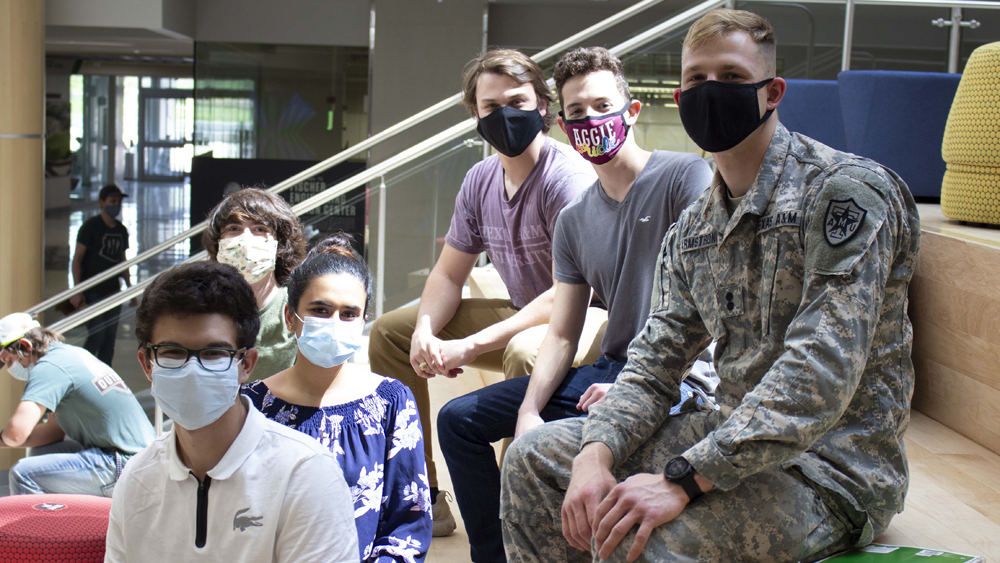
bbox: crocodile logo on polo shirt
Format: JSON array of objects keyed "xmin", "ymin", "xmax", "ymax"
[{"xmin": 234, "ymin": 507, "xmax": 263, "ymax": 532}]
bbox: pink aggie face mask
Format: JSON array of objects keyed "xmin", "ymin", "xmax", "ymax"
[{"xmin": 561, "ymin": 102, "xmax": 633, "ymax": 165}]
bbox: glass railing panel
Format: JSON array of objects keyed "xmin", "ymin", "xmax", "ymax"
[
  {"xmin": 50, "ymin": 132, "xmax": 484, "ymax": 425},
  {"xmin": 42, "ymin": 181, "xmax": 193, "ymax": 331},
  {"xmin": 960, "ymin": 7, "xmax": 1000, "ymax": 73},
  {"xmin": 738, "ymin": 2, "xmax": 849, "ymax": 80},
  {"xmin": 609, "ymin": 22, "xmax": 707, "ymax": 156},
  {"xmin": 373, "ymin": 131, "xmax": 485, "ymax": 313},
  {"xmin": 58, "ymin": 305, "xmax": 154, "ymax": 424},
  {"xmin": 849, "ymin": 4, "xmax": 957, "ymax": 73}
]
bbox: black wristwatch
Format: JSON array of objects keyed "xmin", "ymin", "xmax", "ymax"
[{"xmin": 663, "ymin": 457, "xmax": 704, "ymax": 503}]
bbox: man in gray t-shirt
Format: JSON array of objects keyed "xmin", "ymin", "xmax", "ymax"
[
  {"xmin": 554, "ymin": 150, "xmax": 709, "ymax": 361},
  {"xmin": 437, "ymin": 47, "xmax": 713, "ymax": 562}
]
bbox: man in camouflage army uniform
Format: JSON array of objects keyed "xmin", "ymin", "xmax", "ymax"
[{"xmin": 500, "ymin": 9, "xmax": 920, "ymax": 563}]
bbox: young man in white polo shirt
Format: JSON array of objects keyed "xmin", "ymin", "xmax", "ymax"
[{"xmin": 105, "ymin": 261, "xmax": 357, "ymax": 563}]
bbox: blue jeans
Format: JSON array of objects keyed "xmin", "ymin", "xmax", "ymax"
[
  {"xmin": 438, "ymin": 355, "xmax": 626, "ymax": 563},
  {"xmin": 9, "ymin": 440, "xmax": 123, "ymax": 497}
]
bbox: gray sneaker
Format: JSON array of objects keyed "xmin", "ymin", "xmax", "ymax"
[{"xmin": 432, "ymin": 491, "xmax": 457, "ymax": 537}]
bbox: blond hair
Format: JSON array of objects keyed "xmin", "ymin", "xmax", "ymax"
[
  {"xmin": 461, "ymin": 49, "xmax": 555, "ymax": 132},
  {"xmin": 683, "ymin": 9, "xmax": 777, "ymax": 77}
]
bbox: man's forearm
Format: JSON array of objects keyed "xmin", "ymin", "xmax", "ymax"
[
  {"xmin": 414, "ymin": 270, "xmax": 465, "ymax": 336},
  {"xmin": 1, "ymin": 416, "xmax": 63, "ymax": 449},
  {"xmin": 467, "ymin": 286, "xmax": 555, "ymax": 355},
  {"xmin": 18, "ymin": 423, "xmax": 65, "ymax": 448},
  {"xmin": 519, "ymin": 331, "xmax": 578, "ymax": 415}
]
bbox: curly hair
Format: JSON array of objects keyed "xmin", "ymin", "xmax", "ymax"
[
  {"xmin": 553, "ymin": 47, "xmax": 631, "ymax": 111},
  {"xmin": 286, "ymin": 233, "xmax": 373, "ymax": 320},
  {"xmin": 202, "ymin": 187, "xmax": 306, "ymax": 286},
  {"xmin": 462, "ymin": 49, "xmax": 556, "ymax": 133},
  {"xmin": 135, "ymin": 261, "xmax": 261, "ymax": 350}
]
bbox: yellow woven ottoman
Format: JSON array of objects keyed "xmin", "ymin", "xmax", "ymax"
[{"xmin": 941, "ymin": 41, "xmax": 1000, "ymax": 224}]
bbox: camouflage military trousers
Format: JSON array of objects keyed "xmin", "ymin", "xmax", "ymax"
[{"xmin": 500, "ymin": 411, "xmax": 855, "ymax": 563}]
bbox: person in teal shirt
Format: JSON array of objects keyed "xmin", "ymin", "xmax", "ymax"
[{"xmin": 0, "ymin": 312, "xmax": 154, "ymax": 496}]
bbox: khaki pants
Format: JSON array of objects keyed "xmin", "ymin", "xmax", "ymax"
[{"xmin": 368, "ymin": 298, "xmax": 607, "ymax": 488}]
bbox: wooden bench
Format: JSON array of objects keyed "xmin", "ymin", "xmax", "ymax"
[{"xmin": 885, "ymin": 205, "xmax": 1000, "ymax": 560}]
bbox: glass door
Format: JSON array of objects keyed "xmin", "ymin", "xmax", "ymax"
[{"xmin": 138, "ymin": 87, "xmax": 193, "ymax": 181}]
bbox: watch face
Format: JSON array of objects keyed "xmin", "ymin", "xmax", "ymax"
[{"xmin": 666, "ymin": 457, "xmax": 688, "ymax": 478}]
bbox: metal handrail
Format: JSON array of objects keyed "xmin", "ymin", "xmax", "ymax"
[
  {"xmin": 37, "ymin": 0, "xmax": 1000, "ymax": 326},
  {"xmin": 49, "ymin": 0, "xmax": 740, "ymax": 333},
  {"xmin": 48, "ymin": 119, "xmax": 480, "ymax": 332},
  {"xmin": 26, "ymin": 0, "xmax": 674, "ymax": 317}
]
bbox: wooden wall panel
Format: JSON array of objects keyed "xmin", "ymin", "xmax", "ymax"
[
  {"xmin": 910, "ymin": 212, "xmax": 1000, "ymax": 456},
  {"xmin": 912, "ymin": 356, "xmax": 1000, "ymax": 455},
  {"xmin": 910, "ymin": 275, "xmax": 1000, "ymax": 350},
  {"xmin": 911, "ymin": 307, "xmax": 1000, "ymax": 394}
]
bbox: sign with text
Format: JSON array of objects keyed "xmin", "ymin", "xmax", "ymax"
[{"xmin": 190, "ymin": 157, "xmax": 366, "ymax": 256}]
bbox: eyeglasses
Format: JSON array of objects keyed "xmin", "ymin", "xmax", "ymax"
[{"xmin": 146, "ymin": 344, "xmax": 246, "ymax": 372}]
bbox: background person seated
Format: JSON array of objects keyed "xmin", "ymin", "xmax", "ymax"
[
  {"xmin": 202, "ymin": 187, "xmax": 307, "ymax": 381},
  {"xmin": 106, "ymin": 261, "xmax": 357, "ymax": 563},
  {"xmin": 0, "ymin": 312, "xmax": 154, "ymax": 497},
  {"xmin": 244, "ymin": 234, "xmax": 432, "ymax": 563}
]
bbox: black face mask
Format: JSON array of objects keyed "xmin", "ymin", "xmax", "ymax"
[
  {"xmin": 476, "ymin": 106, "xmax": 546, "ymax": 158},
  {"xmin": 678, "ymin": 78, "xmax": 774, "ymax": 153}
]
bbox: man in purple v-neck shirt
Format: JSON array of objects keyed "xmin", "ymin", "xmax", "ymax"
[{"xmin": 368, "ymin": 48, "xmax": 602, "ymax": 537}]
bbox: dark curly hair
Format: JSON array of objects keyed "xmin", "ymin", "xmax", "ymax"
[
  {"xmin": 462, "ymin": 49, "xmax": 556, "ymax": 133},
  {"xmin": 286, "ymin": 233, "xmax": 374, "ymax": 320},
  {"xmin": 553, "ymin": 47, "xmax": 631, "ymax": 112},
  {"xmin": 202, "ymin": 187, "xmax": 306, "ymax": 286},
  {"xmin": 135, "ymin": 261, "xmax": 261, "ymax": 350}
]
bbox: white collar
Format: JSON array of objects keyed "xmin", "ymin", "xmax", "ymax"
[{"xmin": 166, "ymin": 395, "xmax": 267, "ymax": 482}]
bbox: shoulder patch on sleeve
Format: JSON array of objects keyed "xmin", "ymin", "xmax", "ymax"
[{"xmin": 806, "ymin": 174, "xmax": 887, "ymax": 275}]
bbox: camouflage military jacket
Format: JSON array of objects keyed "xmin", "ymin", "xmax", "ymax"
[{"xmin": 582, "ymin": 123, "xmax": 920, "ymax": 542}]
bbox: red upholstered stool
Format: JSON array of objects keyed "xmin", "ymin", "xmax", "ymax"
[{"xmin": 0, "ymin": 494, "xmax": 111, "ymax": 562}]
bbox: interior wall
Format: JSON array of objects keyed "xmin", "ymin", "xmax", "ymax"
[
  {"xmin": 194, "ymin": 0, "xmax": 368, "ymax": 47},
  {"xmin": 46, "ymin": 0, "xmax": 193, "ymax": 37},
  {"xmin": 46, "ymin": 0, "xmax": 160, "ymax": 28},
  {"xmin": 368, "ymin": 0, "xmax": 486, "ymax": 311}
]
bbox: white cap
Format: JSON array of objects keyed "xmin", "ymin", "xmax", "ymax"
[{"xmin": 0, "ymin": 313, "xmax": 40, "ymax": 347}]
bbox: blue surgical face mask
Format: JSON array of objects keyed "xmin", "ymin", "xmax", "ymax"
[
  {"xmin": 7, "ymin": 360, "xmax": 31, "ymax": 382},
  {"xmin": 103, "ymin": 203, "xmax": 121, "ymax": 218},
  {"xmin": 295, "ymin": 314, "xmax": 364, "ymax": 369},
  {"xmin": 150, "ymin": 359, "xmax": 241, "ymax": 431}
]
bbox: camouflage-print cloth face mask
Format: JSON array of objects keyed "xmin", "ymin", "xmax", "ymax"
[{"xmin": 217, "ymin": 230, "xmax": 279, "ymax": 283}]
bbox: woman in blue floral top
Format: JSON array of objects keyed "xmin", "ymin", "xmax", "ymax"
[{"xmin": 243, "ymin": 234, "xmax": 431, "ymax": 563}]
